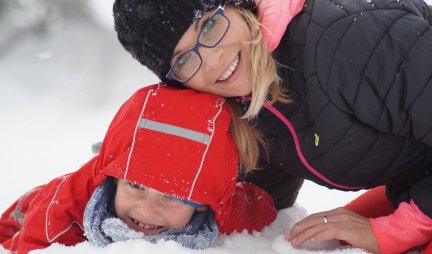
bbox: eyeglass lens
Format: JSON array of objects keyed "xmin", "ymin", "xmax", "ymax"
[{"xmin": 172, "ymin": 14, "xmax": 229, "ymax": 82}]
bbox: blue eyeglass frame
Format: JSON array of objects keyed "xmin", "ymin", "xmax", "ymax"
[{"xmin": 165, "ymin": 4, "xmax": 230, "ymax": 83}]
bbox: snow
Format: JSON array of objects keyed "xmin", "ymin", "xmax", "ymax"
[
  {"xmin": 29, "ymin": 206, "xmax": 366, "ymax": 254},
  {"xmin": 2, "ymin": 0, "xmax": 430, "ymax": 253}
]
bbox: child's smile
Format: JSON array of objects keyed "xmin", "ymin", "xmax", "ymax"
[{"xmin": 127, "ymin": 217, "xmax": 166, "ymax": 235}]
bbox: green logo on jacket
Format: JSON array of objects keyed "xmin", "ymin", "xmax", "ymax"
[{"xmin": 314, "ymin": 133, "xmax": 319, "ymax": 147}]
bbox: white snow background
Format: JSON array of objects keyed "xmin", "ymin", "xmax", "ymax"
[{"xmin": 2, "ymin": 0, "xmax": 429, "ymax": 253}]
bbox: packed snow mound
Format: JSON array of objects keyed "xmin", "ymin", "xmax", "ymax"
[{"xmin": 29, "ymin": 206, "xmax": 367, "ymax": 254}]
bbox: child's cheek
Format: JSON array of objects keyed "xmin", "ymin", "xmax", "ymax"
[{"xmin": 114, "ymin": 188, "xmax": 129, "ymax": 217}]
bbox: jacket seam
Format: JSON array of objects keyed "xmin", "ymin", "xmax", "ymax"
[
  {"xmin": 189, "ymin": 101, "xmax": 224, "ymax": 199},
  {"xmin": 124, "ymin": 87, "xmax": 153, "ymax": 179},
  {"xmin": 350, "ymin": 12, "xmax": 407, "ymax": 116},
  {"xmin": 45, "ymin": 174, "xmax": 84, "ymax": 242},
  {"xmin": 375, "ymin": 18, "xmax": 428, "ymax": 131}
]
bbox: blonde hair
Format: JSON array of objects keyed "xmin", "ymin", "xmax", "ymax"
[
  {"xmin": 240, "ymin": 9, "xmax": 291, "ymax": 119},
  {"xmin": 229, "ymin": 8, "xmax": 292, "ymax": 173},
  {"xmin": 227, "ymin": 99, "xmax": 265, "ymax": 173}
]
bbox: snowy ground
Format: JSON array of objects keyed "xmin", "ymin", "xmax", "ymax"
[{"xmin": 5, "ymin": 0, "xmax": 430, "ymax": 253}]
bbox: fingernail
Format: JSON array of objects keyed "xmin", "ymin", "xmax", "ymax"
[{"xmin": 291, "ymin": 237, "xmax": 297, "ymax": 244}]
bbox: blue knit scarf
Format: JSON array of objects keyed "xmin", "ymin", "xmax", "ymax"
[{"xmin": 83, "ymin": 178, "xmax": 218, "ymax": 249}]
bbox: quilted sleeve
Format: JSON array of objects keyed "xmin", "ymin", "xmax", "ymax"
[{"xmin": 313, "ymin": 0, "xmax": 432, "ymax": 146}]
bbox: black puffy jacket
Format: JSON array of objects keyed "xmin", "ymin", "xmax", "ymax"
[{"xmin": 249, "ymin": 0, "xmax": 432, "ymax": 217}]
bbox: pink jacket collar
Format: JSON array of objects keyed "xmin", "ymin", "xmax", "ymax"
[{"xmin": 258, "ymin": 0, "xmax": 305, "ymax": 52}]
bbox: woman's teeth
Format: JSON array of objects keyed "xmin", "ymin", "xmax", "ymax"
[
  {"xmin": 132, "ymin": 218, "xmax": 161, "ymax": 230},
  {"xmin": 218, "ymin": 55, "xmax": 240, "ymax": 81}
]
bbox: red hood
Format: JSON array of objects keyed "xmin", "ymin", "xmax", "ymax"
[{"xmin": 94, "ymin": 84, "xmax": 238, "ymax": 228}]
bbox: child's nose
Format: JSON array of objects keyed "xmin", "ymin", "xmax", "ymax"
[{"xmin": 138, "ymin": 191, "xmax": 162, "ymax": 213}]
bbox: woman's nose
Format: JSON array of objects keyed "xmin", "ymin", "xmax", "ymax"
[{"xmin": 200, "ymin": 46, "xmax": 223, "ymax": 70}]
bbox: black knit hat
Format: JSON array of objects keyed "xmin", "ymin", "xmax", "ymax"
[{"xmin": 113, "ymin": 0, "xmax": 257, "ymax": 87}]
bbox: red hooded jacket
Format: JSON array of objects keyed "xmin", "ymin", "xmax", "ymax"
[{"xmin": 0, "ymin": 84, "xmax": 277, "ymax": 254}]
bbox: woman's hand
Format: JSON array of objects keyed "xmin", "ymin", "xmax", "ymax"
[{"xmin": 286, "ymin": 207, "xmax": 380, "ymax": 253}]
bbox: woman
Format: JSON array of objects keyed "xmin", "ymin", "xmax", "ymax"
[{"xmin": 112, "ymin": 0, "xmax": 432, "ymax": 253}]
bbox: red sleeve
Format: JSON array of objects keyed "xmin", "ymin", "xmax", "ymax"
[
  {"xmin": 219, "ymin": 182, "xmax": 277, "ymax": 234},
  {"xmin": 0, "ymin": 185, "xmax": 43, "ymax": 247},
  {"xmin": 1, "ymin": 157, "xmax": 98, "ymax": 254},
  {"xmin": 0, "ymin": 200, "xmax": 22, "ymax": 245},
  {"xmin": 370, "ymin": 200, "xmax": 432, "ymax": 254}
]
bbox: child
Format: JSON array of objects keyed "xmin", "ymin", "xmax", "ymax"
[{"xmin": 0, "ymin": 84, "xmax": 277, "ymax": 253}]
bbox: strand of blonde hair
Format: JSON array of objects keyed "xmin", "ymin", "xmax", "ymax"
[{"xmin": 229, "ymin": 9, "xmax": 292, "ymax": 173}]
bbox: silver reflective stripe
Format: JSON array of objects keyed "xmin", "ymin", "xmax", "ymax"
[{"xmin": 138, "ymin": 118, "xmax": 211, "ymax": 144}]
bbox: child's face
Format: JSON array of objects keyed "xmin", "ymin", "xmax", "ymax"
[
  {"xmin": 115, "ymin": 179, "xmax": 198, "ymax": 235},
  {"xmin": 170, "ymin": 6, "xmax": 253, "ymax": 97}
]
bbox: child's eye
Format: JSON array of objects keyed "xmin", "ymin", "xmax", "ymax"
[
  {"xmin": 160, "ymin": 194, "xmax": 182, "ymax": 206},
  {"xmin": 127, "ymin": 181, "xmax": 145, "ymax": 190},
  {"xmin": 162, "ymin": 194, "xmax": 175, "ymax": 201}
]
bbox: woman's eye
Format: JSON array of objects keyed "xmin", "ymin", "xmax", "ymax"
[
  {"xmin": 202, "ymin": 17, "xmax": 216, "ymax": 35},
  {"xmin": 176, "ymin": 52, "xmax": 192, "ymax": 69}
]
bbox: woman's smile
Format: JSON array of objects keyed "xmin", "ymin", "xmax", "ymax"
[
  {"xmin": 173, "ymin": 7, "xmax": 253, "ymax": 97},
  {"xmin": 217, "ymin": 52, "xmax": 240, "ymax": 82}
]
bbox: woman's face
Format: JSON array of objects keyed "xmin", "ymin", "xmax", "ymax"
[
  {"xmin": 171, "ymin": 6, "xmax": 253, "ymax": 97},
  {"xmin": 115, "ymin": 179, "xmax": 200, "ymax": 235}
]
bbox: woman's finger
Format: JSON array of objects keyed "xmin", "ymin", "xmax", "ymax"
[
  {"xmin": 288, "ymin": 222, "xmax": 331, "ymax": 247},
  {"xmin": 287, "ymin": 208, "xmax": 379, "ymax": 253},
  {"xmin": 288, "ymin": 208, "xmax": 342, "ymax": 240},
  {"xmin": 288, "ymin": 215, "xmax": 325, "ymax": 240}
]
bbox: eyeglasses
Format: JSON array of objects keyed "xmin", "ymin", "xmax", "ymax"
[{"xmin": 166, "ymin": 4, "xmax": 230, "ymax": 83}]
